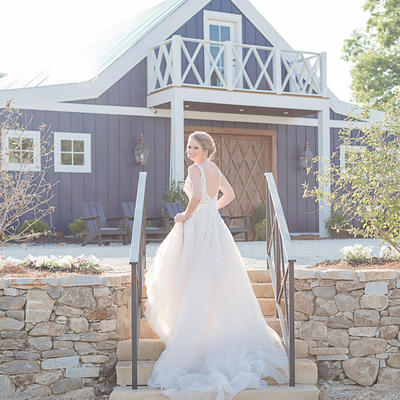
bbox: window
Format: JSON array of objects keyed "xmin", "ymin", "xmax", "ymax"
[
  {"xmin": 1, "ymin": 130, "xmax": 41, "ymax": 171},
  {"xmin": 203, "ymin": 11, "xmax": 242, "ymax": 87},
  {"xmin": 340, "ymin": 145, "xmax": 365, "ymax": 172},
  {"xmin": 54, "ymin": 132, "xmax": 91, "ymax": 173}
]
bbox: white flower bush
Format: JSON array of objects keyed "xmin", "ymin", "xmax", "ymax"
[
  {"xmin": 379, "ymin": 245, "xmax": 400, "ymax": 261},
  {"xmin": 0, "ymin": 254, "xmax": 102, "ymax": 273},
  {"xmin": 341, "ymin": 244, "xmax": 373, "ymax": 263}
]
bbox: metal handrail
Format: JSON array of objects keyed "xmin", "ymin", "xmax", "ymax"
[
  {"xmin": 129, "ymin": 172, "xmax": 147, "ymax": 389},
  {"xmin": 265, "ymin": 172, "xmax": 296, "ymax": 387}
]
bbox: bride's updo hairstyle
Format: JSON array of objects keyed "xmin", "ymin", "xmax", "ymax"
[{"xmin": 188, "ymin": 131, "xmax": 216, "ymax": 160}]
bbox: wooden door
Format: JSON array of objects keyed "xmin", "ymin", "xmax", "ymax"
[{"xmin": 184, "ymin": 126, "xmax": 277, "ymax": 217}]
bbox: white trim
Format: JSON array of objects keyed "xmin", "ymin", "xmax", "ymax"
[
  {"xmin": 339, "ymin": 144, "xmax": 364, "ymax": 173},
  {"xmin": 203, "ymin": 11, "xmax": 242, "ymax": 43},
  {"xmin": 9, "ymin": 101, "xmax": 372, "ymax": 128},
  {"xmin": 54, "ymin": 132, "xmax": 92, "ymax": 173},
  {"xmin": 148, "ymin": 87, "xmax": 326, "ymax": 111},
  {"xmin": 1, "ymin": 130, "xmax": 41, "ymax": 172}
]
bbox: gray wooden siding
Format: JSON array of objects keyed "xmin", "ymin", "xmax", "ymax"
[
  {"xmin": 5, "ymin": 109, "xmax": 170, "ymax": 234},
  {"xmin": 185, "ymin": 119, "xmax": 318, "ymax": 233}
]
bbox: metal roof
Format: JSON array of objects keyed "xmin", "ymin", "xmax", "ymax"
[{"xmin": 0, "ymin": 0, "xmax": 189, "ymax": 90}]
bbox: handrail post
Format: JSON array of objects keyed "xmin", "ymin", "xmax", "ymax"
[
  {"xmin": 273, "ymin": 48, "xmax": 282, "ymax": 94},
  {"xmin": 129, "ymin": 172, "xmax": 147, "ymax": 390},
  {"xmin": 225, "ymin": 41, "xmax": 234, "ymax": 90},
  {"xmin": 288, "ymin": 259, "xmax": 295, "ymax": 386},
  {"xmin": 171, "ymin": 35, "xmax": 182, "ymax": 86},
  {"xmin": 147, "ymin": 48, "xmax": 155, "ymax": 94},
  {"xmin": 320, "ymin": 51, "xmax": 327, "ymax": 97}
]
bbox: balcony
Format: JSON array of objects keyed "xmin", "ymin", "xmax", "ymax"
[{"xmin": 147, "ymin": 35, "xmax": 327, "ymax": 98}]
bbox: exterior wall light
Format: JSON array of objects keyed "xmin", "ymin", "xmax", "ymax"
[{"xmin": 134, "ymin": 134, "xmax": 150, "ymax": 166}]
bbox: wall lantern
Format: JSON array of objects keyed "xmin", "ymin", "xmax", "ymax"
[
  {"xmin": 299, "ymin": 142, "xmax": 314, "ymax": 171},
  {"xmin": 134, "ymin": 134, "xmax": 150, "ymax": 166}
]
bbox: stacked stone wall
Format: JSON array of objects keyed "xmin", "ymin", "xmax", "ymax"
[
  {"xmin": 0, "ymin": 273, "xmax": 131, "ymax": 399},
  {"xmin": 295, "ymin": 268, "xmax": 400, "ymax": 386}
]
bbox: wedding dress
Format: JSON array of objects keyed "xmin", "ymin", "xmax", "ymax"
[{"xmin": 144, "ymin": 162, "xmax": 288, "ymax": 400}]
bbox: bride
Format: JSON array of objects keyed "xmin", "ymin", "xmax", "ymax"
[{"xmin": 144, "ymin": 131, "xmax": 288, "ymax": 400}]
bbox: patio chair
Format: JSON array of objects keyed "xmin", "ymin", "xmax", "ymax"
[
  {"xmin": 121, "ymin": 202, "xmax": 169, "ymax": 243},
  {"xmin": 81, "ymin": 201, "xmax": 128, "ymax": 246},
  {"xmin": 223, "ymin": 214, "xmax": 252, "ymax": 241}
]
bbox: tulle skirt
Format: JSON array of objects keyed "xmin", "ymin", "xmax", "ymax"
[{"xmin": 144, "ymin": 206, "xmax": 288, "ymax": 400}]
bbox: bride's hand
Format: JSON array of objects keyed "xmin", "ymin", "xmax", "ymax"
[{"xmin": 174, "ymin": 212, "xmax": 188, "ymax": 223}]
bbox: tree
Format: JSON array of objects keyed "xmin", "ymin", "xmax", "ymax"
[
  {"xmin": 0, "ymin": 101, "xmax": 58, "ymax": 246},
  {"xmin": 303, "ymin": 93, "xmax": 400, "ymax": 253},
  {"xmin": 342, "ymin": 0, "xmax": 400, "ymax": 110}
]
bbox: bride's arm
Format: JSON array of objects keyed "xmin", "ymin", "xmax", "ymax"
[
  {"xmin": 179, "ymin": 165, "xmax": 202, "ymax": 221},
  {"xmin": 217, "ymin": 173, "xmax": 235, "ymax": 210}
]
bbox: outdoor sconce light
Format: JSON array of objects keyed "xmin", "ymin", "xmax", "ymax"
[
  {"xmin": 134, "ymin": 134, "xmax": 150, "ymax": 166},
  {"xmin": 299, "ymin": 142, "xmax": 314, "ymax": 171}
]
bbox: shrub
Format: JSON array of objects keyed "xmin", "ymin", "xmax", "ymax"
[
  {"xmin": 341, "ymin": 244, "xmax": 373, "ymax": 264},
  {"xmin": 69, "ymin": 219, "xmax": 88, "ymax": 237},
  {"xmin": 162, "ymin": 179, "xmax": 187, "ymax": 207},
  {"xmin": 255, "ymin": 218, "xmax": 266, "ymax": 241},
  {"xmin": 17, "ymin": 219, "xmax": 49, "ymax": 235},
  {"xmin": 325, "ymin": 211, "xmax": 352, "ymax": 237},
  {"xmin": 0, "ymin": 254, "xmax": 103, "ymax": 274}
]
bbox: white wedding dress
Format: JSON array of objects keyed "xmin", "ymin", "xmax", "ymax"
[{"xmin": 144, "ymin": 163, "xmax": 288, "ymax": 400}]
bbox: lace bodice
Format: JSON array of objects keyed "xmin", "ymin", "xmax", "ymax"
[{"xmin": 183, "ymin": 163, "xmax": 221, "ymax": 206}]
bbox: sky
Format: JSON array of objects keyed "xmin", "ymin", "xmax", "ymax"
[{"xmin": 0, "ymin": 0, "xmax": 368, "ymax": 103}]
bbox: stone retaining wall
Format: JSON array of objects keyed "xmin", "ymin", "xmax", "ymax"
[
  {"xmin": 0, "ymin": 273, "xmax": 131, "ymax": 399},
  {"xmin": 295, "ymin": 268, "xmax": 400, "ymax": 387}
]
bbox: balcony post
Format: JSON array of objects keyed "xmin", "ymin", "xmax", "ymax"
[
  {"xmin": 318, "ymin": 100, "xmax": 331, "ymax": 238},
  {"xmin": 147, "ymin": 48, "xmax": 155, "ymax": 94},
  {"xmin": 225, "ymin": 41, "xmax": 234, "ymax": 90},
  {"xmin": 320, "ymin": 51, "xmax": 327, "ymax": 97},
  {"xmin": 171, "ymin": 35, "xmax": 182, "ymax": 87},
  {"xmin": 273, "ymin": 48, "xmax": 282, "ymax": 94},
  {"xmin": 170, "ymin": 91, "xmax": 184, "ymax": 184}
]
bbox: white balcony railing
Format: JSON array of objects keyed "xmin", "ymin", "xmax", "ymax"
[{"xmin": 147, "ymin": 35, "xmax": 327, "ymax": 97}]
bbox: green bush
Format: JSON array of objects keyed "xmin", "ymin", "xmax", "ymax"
[
  {"xmin": 325, "ymin": 211, "xmax": 352, "ymax": 237},
  {"xmin": 18, "ymin": 219, "xmax": 49, "ymax": 235},
  {"xmin": 69, "ymin": 219, "xmax": 88, "ymax": 237},
  {"xmin": 162, "ymin": 179, "xmax": 187, "ymax": 207},
  {"xmin": 255, "ymin": 218, "xmax": 266, "ymax": 241}
]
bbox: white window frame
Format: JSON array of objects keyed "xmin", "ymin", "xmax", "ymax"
[
  {"xmin": 340, "ymin": 145, "xmax": 365, "ymax": 172},
  {"xmin": 54, "ymin": 132, "xmax": 92, "ymax": 173},
  {"xmin": 1, "ymin": 130, "xmax": 41, "ymax": 172},
  {"xmin": 203, "ymin": 11, "xmax": 243, "ymax": 87}
]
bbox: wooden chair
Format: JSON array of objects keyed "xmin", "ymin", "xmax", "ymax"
[
  {"xmin": 223, "ymin": 214, "xmax": 252, "ymax": 241},
  {"xmin": 81, "ymin": 201, "xmax": 128, "ymax": 246},
  {"xmin": 165, "ymin": 202, "xmax": 185, "ymax": 220},
  {"xmin": 121, "ymin": 202, "xmax": 169, "ymax": 243}
]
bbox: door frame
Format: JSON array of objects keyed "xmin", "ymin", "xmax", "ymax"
[{"xmin": 184, "ymin": 125, "xmax": 278, "ymax": 182}]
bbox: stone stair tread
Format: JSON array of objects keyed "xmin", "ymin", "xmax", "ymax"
[
  {"xmin": 109, "ymin": 384, "xmax": 319, "ymax": 400},
  {"xmin": 118, "ymin": 336, "xmax": 308, "ymax": 361},
  {"xmin": 116, "ymin": 359, "xmax": 317, "ymax": 386}
]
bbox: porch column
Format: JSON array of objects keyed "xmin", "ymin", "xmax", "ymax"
[
  {"xmin": 318, "ymin": 100, "xmax": 331, "ymax": 238},
  {"xmin": 170, "ymin": 93, "xmax": 184, "ymax": 185}
]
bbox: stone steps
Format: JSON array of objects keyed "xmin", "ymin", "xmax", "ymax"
[
  {"xmin": 115, "ymin": 359, "xmax": 318, "ymax": 386},
  {"xmin": 143, "ymin": 281, "xmax": 274, "ymax": 299},
  {"xmin": 109, "ymin": 385, "xmax": 319, "ymax": 400},
  {"xmin": 138, "ymin": 315, "xmax": 283, "ymax": 339},
  {"xmin": 117, "ymin": 337, "xmax": 309, "ymax": 361}
]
